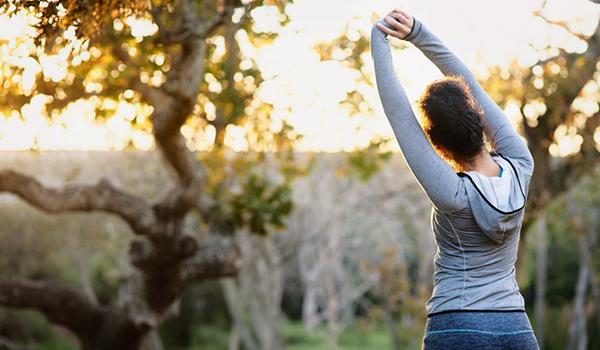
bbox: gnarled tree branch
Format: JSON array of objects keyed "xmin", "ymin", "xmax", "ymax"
[
  {"xmin": 149, "ymin": 0, "xmax": 231, "ymax": 44},
  {"xmin": 180, "ymin": 239, "xmax": 242, "ymax": 284},
  {"xmin": 0, "ymin": 170, "xmax": 159, "ymax": 236},
  {"xmin": 154, "ymin": 176, "xmax": 205, "ymax": 220},
  {"xmin": 0, "ymin": 279, "xmax": 107, "ymax": 337},
  {"xmin": 150, "ymin": 38, "xmax": 207, "ymax": 187},
  {"xmin": 0, "ymin": 279, "xmax": 146, "ymax": 349},
  {"xmin": 194, "ymin": 5, "xmax": 230, "ymax": 38}
]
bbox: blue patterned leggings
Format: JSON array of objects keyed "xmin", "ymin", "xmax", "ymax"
[{"xmin": 422, "ymin": 311, "xmax": 540, "ymax": 350}]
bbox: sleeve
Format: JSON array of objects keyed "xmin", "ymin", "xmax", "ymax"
[
  {"xmin": 406, "ymin": 19, "xmax": 534, "ymax": 176},
  {"xmin": 371, "ymin": 20, "xmax": 467, "ymax": 212}
]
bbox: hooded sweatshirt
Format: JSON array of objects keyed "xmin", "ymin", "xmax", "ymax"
[{"xmin": 371, "ymin": 18, "xmax": 534, "ymax": 316}]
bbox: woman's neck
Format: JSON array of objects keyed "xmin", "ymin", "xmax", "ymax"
[{"xmin": 460, "ymin": 150, "xmax": 500, "ymax": 176}]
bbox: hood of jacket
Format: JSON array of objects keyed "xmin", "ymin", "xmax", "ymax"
[{"xmin": 458, "ymin": 154, "xmax": 527, "ymax": 244}]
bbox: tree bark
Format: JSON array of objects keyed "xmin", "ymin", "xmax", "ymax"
[
  {"xmin": 325, "ymin": 251, "xmax": 338, "ymax": 350},
  {"xmin": 0, "ymin": 279, "xmax": 143, "ymax": 350},
  {"xmin": 0, "ymin": 170, "xmax": 159, "ymax": 236},
  {"xmin": 220, "ymin": 231, "xmax": 287, "ymax": 350},
  {"xmin": 534, "ymin": 213, "xmax": 547, "ymax": 350},
  {"xmin": 381, "ymin": 302, "xmax": 402, "ymax": 350},
  {"xmin": 567, "ymin": 235, "xmax": 589, "ymax": 350},
  {"xmin": 221, "ymin": 278, "xmax": 258, "ymax": 350},
  {"xmin": 588, "ymin": 212, "xmax": 600, "ymax": 340}
]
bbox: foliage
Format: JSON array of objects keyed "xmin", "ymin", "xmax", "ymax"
[
  {"xmin": 159, "ymin": 281, "xmax": 230, "ymax": 348},
  {"xmin": 190, "ymin": 324, "xmax": 231, "ymax": 350},
  {"xmin": 520, "ymin": 164, "xmax": 600, "ymax": 348},
  {"xmin": 324, "ymin": 23, "xmax": 395, "ymax": 182},
  {"xmin": 482, "ymin": 59, "xmax": 600, "ymax": 167},
  {"xmin": 0, "ymin": 0, "xmax": 151, "ymax": 43},
  {"xmin": 479, "ymin": 13, "xmax": 600, "ymax": 220},
  {"xmin": 362, "ymin": 246, "xmax": 428, "ymax": 349},
  {"xmin": 0, "ymin": 309, "xmax": 78, "ymax": 350},
  {"xmin": 338, "ymin": 137, "xmax": 393, "ymax": 182},
  {"xmin": 542, "ymin": 166, "xmax": 600, "ymax": 306},
  {"xmin": 0, "ymin": 202, "xmax": 130, "ymax": 295},
  {"xmin": 0, "ymin": 0, "xmax": 304, "ymax": 233}
]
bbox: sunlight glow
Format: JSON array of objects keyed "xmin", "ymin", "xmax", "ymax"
[
  {"xmin": 594, "ymin": 127, "xmax": 600, "ymax": 153},
  {"xmin": 0, "ymin": 0, "xmax": 599, "ymax": 152},
  {"xmin": 252, "ymin": 0, "xmax": 600, "ymax": 153},
  {"xmin": 125, "ymin": 17, "xmax": 158, "ymax": 37}
]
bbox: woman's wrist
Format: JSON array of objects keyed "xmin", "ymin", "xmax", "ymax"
[{"xmin": 402, "ymin": 18, "xmax": 421, "ymax": 41}]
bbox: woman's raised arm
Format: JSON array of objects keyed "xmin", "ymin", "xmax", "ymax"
[{"xmin": 371, "ymin": 12, "xmax": 466, "ymax": 212}]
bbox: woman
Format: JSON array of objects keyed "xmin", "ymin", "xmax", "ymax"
[{"xmin": 371, "ymin": 8, "xmax": 539, "ymax": 349}]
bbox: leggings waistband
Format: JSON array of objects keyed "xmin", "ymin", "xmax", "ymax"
[
  {"xmin": 427, "ymin": 309, "xmax": 525, "ymax": 318},
  {"xmin": 423, "ymin": 311, "xmax": 539, "ymax": 349},
  {"xmin": 425, "ymin": 310, "xmax": 534, "ymax": 334}
]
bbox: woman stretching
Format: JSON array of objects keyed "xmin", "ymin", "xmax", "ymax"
[{"xmin": 371, "ymin": 8, "xmax": 540, "ymax": 349}]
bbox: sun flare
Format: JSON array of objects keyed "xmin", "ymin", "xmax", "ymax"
[{"xmin": 1, "ymin": 0, "xmax": 599, "ymax": 154}]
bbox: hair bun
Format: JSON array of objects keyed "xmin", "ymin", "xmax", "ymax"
[{"xmin": 417, "ymin": 76, "xmax": 484, "ymax": 163}]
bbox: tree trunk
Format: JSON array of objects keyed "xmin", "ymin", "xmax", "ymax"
[
  {"xmin": 588, "ymin": 213, "xmax": 600, "ymax": 340},
  {"xmin": 381, "ymin": 301, "xmax": 402, "ymax": 350},
  {"xmin": 535, "ymin": 213, "xmax": 547, "ymax": 349},
  {"xmin": 567, "ymin": 235, "xmax": 590, "ymax": 350},
  {"xmin": 326, "ymin": 252, "xmax": 338, "ymax": 350},
  {"xmin": 221, "ymin": 278, "xmax": 258, "ymax": 350},
  {"xmin": 222, "ymin": 232, "xmax": 284, "ymax": 350},
  {"xmin": 302, "ymin": 281, "xmax": 321, "ymax": 330},
  {"xmin": 246, "ymin": 235, "xmax": 284, "ymax": 350},
  {"xmin": 300, "ymin": 247, "xmax": 324, "ymax": 330},
  {"xmin": 138, "ymin": 331, "xmax": 164, "ymax": 350}
]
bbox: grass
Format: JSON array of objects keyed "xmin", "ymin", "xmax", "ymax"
[
  {"xmin": 15, "ymin": 315, "xmax": 421, "ymax": 350},
  {"xmin": 187, "ymin": 321, "xmax": 417, "ymax": 350},
  {"xmin": 282, "ymin": 321, "xmax": 421, "ymax": 350},
  {"xmin": 35, "ymin": 335, "xmax": 78, "ymax": 350}
]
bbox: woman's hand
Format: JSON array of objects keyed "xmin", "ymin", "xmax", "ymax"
[{"xmin": 376, "ymin": 8, "xmax": 414, "ymax": 40}]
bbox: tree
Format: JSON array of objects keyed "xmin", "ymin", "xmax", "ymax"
[
  {"xmin": 522, "ymin": 166, "xmax": 600, "ymax": 349},
  {"xmin": 480, "ymin": 0, "xmax": 600, "ymax": 237},
  {"xmin": 0, "ymin": 0, "xmax": 299, "ymax": 348},
  {"xmin": 279, "ymin": 154, "xmax": 434, "ymax": 350}
]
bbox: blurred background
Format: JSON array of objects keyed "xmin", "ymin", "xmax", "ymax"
[{"xmin": 0, "ymin": 0, "xmax": 599, "ymax": 349}]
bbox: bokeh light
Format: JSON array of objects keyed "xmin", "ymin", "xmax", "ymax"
[{"xmin": 1, "ymin": 0, "xmax": 599, "ymax": 154}]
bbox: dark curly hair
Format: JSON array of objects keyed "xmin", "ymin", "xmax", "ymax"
[{"xmin": 417, "ymin": 75, "xmax": 485, "ymax": 166}]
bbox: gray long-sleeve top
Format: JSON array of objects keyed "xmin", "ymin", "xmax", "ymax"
[{"xmin": 371, "ymin": 18, "xmax": 534, "ymax": 315}]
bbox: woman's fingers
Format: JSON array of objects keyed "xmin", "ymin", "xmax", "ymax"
[
  {"xmin": 377, "ymin": 8, "xmax": 414, "ymax": 40},
  {"xmin": 383, "ymin": 15, "xmax": 402, "ymax": 29},
  {"xmin": 392, "ymin": 8, "xmax": 410, "ymax": 23},
  {"xmin": 382, "ymin": 16, "xmax": 410, "ymax": 38},
  {"xmin": 392, "ymin": 8, "xmax": 414, "ymax": 29},
  {"xmin": 386, "ymin": 12, "xmax": 405, "ymax": 27},
  {"xmin": 376, "ymin": 22, "xmax": 399, "ymax": 37}
]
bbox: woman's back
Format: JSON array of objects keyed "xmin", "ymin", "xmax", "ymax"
[{"xmin": 428, "ymin": 155, "xmax": 528, "ymax": 315}]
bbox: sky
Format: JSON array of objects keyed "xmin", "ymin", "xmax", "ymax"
[
  {"xmin": 254, "ymin": 0, "xmax": 600, "ymax": 152},
  {"xmin": 0, "ymin": 0, "xmax": 599, "ymax": 152}
]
